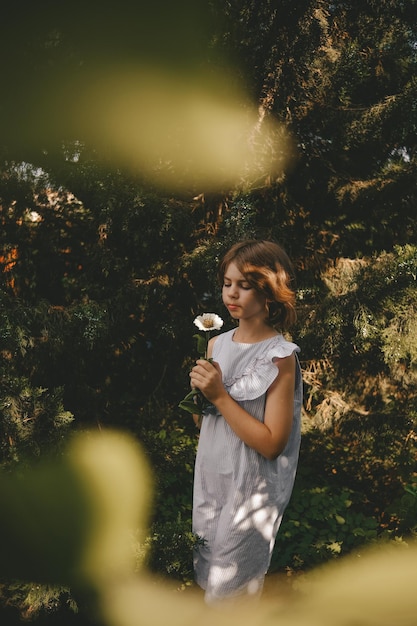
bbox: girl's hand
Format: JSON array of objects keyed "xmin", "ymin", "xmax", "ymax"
[{"xmin": 189, "ymin": 359, "xmax": 225, "ymax": 405}]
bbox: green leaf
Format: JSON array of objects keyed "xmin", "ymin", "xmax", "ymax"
[
  {"xmin": 193, "ymin": 333, "xmax": 208, "ymax": 356},
  {"xmin": 178, "ymin": 399, "xmax": 200, "ymax": 415},
  {"xmin": 178, "ymin": 389, "xmax": 203, "ymax": 415}
]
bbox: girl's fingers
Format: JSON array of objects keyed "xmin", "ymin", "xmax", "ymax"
[
  {"xmin": 195, "ymin": 359, "xmax": 210, "ymax": 370},
  {"xmin": 192, "ymin": 363, "xmax": 209, "ymax": 376}
]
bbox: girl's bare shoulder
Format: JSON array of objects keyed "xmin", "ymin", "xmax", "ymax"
[{"xmin": 207, "ymin": 334, "xmax": 221, "ymax": 358}]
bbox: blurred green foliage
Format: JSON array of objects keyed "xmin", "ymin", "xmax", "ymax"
[{"xmin": 271, "ymin": 480, "xmax": 378, "ymax": 571}]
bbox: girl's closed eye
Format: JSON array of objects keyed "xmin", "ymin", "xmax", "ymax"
[{"xmin": 223, "ymin": 281, "xmax": 252, "ymax": 290}]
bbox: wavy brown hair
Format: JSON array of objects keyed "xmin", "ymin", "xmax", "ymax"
[{"xmin": 218, "ymin": 240, "xmax": 297, "ymax": 330}]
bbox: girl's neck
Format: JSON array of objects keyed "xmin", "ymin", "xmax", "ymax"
[{"xmin": 233, "ymin": 321, "xmax": 278, "ymax": 344}]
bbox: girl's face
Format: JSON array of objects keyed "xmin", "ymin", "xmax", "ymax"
[{"xmin": 222, "ymin": 262, "xmax": 267, "ymax": 323}]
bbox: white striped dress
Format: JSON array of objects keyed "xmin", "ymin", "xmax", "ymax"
[{"xmin": 192, "ymin": 329, "xmax": 302, "ymax": 604}]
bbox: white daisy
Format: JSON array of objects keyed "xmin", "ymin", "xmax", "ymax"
[{"xmin": 193, "ymin": 313, "xmax": 224, "ymax": 332}]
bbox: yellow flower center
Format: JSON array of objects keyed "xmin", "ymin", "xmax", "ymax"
[{"xmin": 202, "ymin": 319, "xmax": 214, "ymax": 329}]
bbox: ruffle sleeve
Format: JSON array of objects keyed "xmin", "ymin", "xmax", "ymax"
[{"xmin": 224, "ymin": 338, "xmax": 300, "ymax": 402}]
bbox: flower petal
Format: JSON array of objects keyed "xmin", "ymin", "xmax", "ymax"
[{"xmin": 193, "ymin": 313, "xmax": 224, "ymax": 332}]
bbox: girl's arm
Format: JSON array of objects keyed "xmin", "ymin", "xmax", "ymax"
[
  {"xmin": 192, "ymin": 410, "xmax": 200, "ymax": 428},
  {"xmin": 190, "ymin": 348, "xmax": 296, "ymax": 460}
]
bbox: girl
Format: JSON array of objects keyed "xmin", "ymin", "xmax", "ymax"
[{"xmin": 190, "ymin": 239, "xmax": 303, "ymax": 605}]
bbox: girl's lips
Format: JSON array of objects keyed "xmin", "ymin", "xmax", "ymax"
[{"xmin": 227, "ymin": 304, "xmax": 239, "ymax": 311}]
